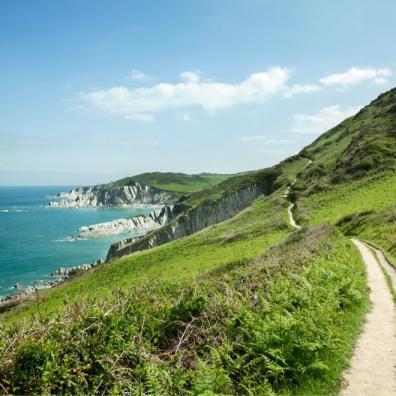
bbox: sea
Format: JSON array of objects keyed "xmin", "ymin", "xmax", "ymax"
[{"xmin": 0, "ymin": 186, "xmax": 154, "ymax": 299}]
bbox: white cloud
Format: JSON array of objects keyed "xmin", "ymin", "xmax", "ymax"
[
  {"xmin": 179, "ymin": 71, "xmax": 202, "ymax": 84},
  {"xmin": 320, "ymin": 67, "xmax": 392, "ymax": 87},
  {"xmin": 284, "ymin": 83, "xmax": 321, "ymax": 97},
  {"xmin": 291, "ymin": 105, "xmax": 360, "ymax": 135},
  {"xmin": 176, "ymin": 112, "xmax": 192, "ymax": 122},
  {"xmin": 77, "ymin": 67, "xmax": 291, "ymax": 122},
  {"xmin": 126, "ymin": 69, "xmax": 152, "ymax": 82}
]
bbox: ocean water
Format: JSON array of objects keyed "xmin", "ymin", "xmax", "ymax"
[{"xmin": 0, "ymin": 186, "xmax": 154, "ymax": 299}]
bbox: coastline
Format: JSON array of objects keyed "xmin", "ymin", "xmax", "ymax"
[
  {"xmin": 0, "ymin": 258, "xmax": 103, "ymax": 310},
  {"xmin": 0, "ymin": 186, "xmax": 173, "ymax": 311}
]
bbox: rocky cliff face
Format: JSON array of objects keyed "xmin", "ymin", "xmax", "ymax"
[
  {"xmin": 107, "ymin": 185, "xmax": 262, "ymax": 260},
  {"xmin": 48, "ymin": 183, "xmax": 177, "ymax": 208},
  {"xmin": 76, "ymin": 206, "xmax": 176, "ymax": 238}
]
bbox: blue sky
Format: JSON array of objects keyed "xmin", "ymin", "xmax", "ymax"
[{"xmin": 1, "ymin": 0, "xmax": 395, "ymax": 185}]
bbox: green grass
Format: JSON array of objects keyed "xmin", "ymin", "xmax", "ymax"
[
  {"xmin": 298, "ymin": 87, "xmax": 396, "ymax": 188},
  {"xmin": 2, "ymin": 190, "xmax": 291, "ymax": 323},
  {"xmin": 0, "ymin": 227, "xmax": 368, "ymax": 395},
  {"xmin": 275, "ymin": 156, "xmax": 311, "ymax": 187},
  {"xmin": 296, "ymin": 172, "xmax": 396, "ymax": 226},
  {"xmin": 337, "ymin": 208, "xmax": 396, "ymax": 267},
  {"xmin": 3, "ymin": 87, "xmax": 396, "ymax": 394},
  {"xmin": 107, "ymin": 172, "xmax": 239, "ymax": 194}
]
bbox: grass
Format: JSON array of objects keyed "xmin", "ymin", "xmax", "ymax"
[
  {"xmin": 337, "ymin": 208, "xmax": 396, "ymax": 267},
  {"xmin": 2, "ymin": 87, "xmax": 395, "ymax": 395},
  {"xmin": 0, "ymin": 226, "xmax": 368, "ymax": 395},
  {"xmin": 298, "ymin": 87, "xmax": 396, "ymax": 188},
  {"xmin": 274, "ymin": 156, "xmax": 311, "ymax": 187},
  {"xmin": 296, "ymin": 172, "xmax": 396, "ymax": 226},
  {"xmin": 107, "ymin": 172, "xmax": 239, "ymax": 194},
  {"xmin": 2, "ymin": 190, "xmax": 291, "ymax": 323}
]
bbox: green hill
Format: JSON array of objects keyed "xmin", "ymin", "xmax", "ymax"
[
  {"xmin": 293, "ymin": 87, "xmax": 396, "ymax": 264},
  {"xmin": 1, "ymin": 88, "xmax": 395, "ymax": 395},
  {"xmin": 296, "ymin": 87, "xmax": 396, "ymax": 192},
  {"xmin": 107, "ymin": 171, "xmax": 241, "ymax": 194}
]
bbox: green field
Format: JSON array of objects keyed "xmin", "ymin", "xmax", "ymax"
[
  {"xmin": 297, "ymin": 172, "xmax": 396, "ymax": 226},
  {"xmin": 108, "ymin": 172, "xmax": 239, "ymax": 194}
]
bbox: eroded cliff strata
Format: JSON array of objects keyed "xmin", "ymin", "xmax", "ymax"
[{"xmin": 48, "ymin": 183, "xmax": 177, "ymax": 208}]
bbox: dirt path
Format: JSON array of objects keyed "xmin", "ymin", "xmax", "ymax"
[
  {"xmin": 287, "ymin": 203, "xmax": 301, "ymax": 230},
  {"xmin": 284, "ymin": 185, "xmax": 396, "ymax": 395},
  {"xmin": 340, "ymin": 240, "xmax": 396, "ymax": 396},
  {"xmin": 283, "ymin": 184, "xmax": 301, "ymax": 230},
  {"xmin": 284, "ymin": 158, "xmax": 312, "ymax": 231}
]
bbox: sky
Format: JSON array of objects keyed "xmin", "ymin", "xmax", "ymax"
[{"xmin": 1, "ymin": 0, "xmax": 396, "ymax": 186}]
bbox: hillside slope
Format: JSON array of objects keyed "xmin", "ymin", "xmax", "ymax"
[
  {"xmin": 107, "ymin": 156, "xmax": 310, "ymax": 259},
  {"xmin": 293, "ymin": 88, "xmax": 396, "ymax": 265},
  {"xmin": 50, "ymin": 172, "xmax": 239, "ymax": 208},
  {"xmin": 1, "ymin": 87, "xmax": 395, "ymax": 395},
  {"xmin": 110, "ymin": 172, "xmax": 240, "ymax": 194},
  {"xmin": 296, "ymin": 87, "xmax": 396, "ymax": 193}
]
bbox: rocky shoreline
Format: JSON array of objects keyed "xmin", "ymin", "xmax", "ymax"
[
  {"xmin": 48, "ymin": 183, "xmax": 177, "ymax": 208},
  {"xmin": 1, "ymin": 192, "xmax": 178, "ymax": 311},
  {"xmin": 0, "ymin": 259, "xmax": 103, "ymax": 311},
  {"xmin": 71, "ymin": 206, "xmax": 175, "ymax": 239}
]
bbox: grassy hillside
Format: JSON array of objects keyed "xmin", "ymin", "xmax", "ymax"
[
  {"xmin": 337, "ymin": 208, "xmax": 396, "ymax": 267},
  {"xmin": 181, "ymin": 156, "xmax": 310, "ymax": 208},
  {"xmin": 2, "ymin": 189, "xmax": 292, "ymax": 323},
  {"xmin": 296, "ymin": 87, "xmax": 396, "ymax": 193},
  {"xmin": 293, "ymin": 88, "xmax": 396, "ymax": 265},
  {"xmin": 108, "ymin": 172, "xmax": 239, "ymax": 194},
  {"xmin": 1, "ymin": 87, "xmax": 396, "ymax": 394},
  {"xmin": 296, "ymin": 172, "xmax": 396, "ymax": 226},
  {"xmin": 0, "ymin": 227, "xmax": 368, "ymax": 395}
]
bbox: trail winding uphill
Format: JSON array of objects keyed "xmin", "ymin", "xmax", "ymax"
[
  {"xmin": 284, "ymin": 184, "xmax": 396, "ymax": 395},
  {"xmin": 340, "ymin": 240, "xmax": 396, "ymax": 396}
]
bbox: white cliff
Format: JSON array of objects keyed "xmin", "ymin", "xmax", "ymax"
[
  {"xmin": 48, "ymin": 183, "xmax": 176, "ymax": 208},
  {"xmin": 75, "ymin": 206, "xmax": 175, "ymax": 239}
]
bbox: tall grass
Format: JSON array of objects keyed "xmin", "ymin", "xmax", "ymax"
[{"xmin": 0, "ymin": 227, "xmax": 368, "ymax": 395}]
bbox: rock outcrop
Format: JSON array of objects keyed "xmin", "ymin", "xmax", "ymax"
[
  {"xmin": 107, "ymin": 185, "xmax": 262, "ymax": 260},
  {"xmin": 48, "ymin": 183, "xmax": 177, "ymax": 208},
  {"xmin": 106, "ymin": 168, "xmax": 280, "ymax": 260},
  {"xmin": 76, "ymin": 206, "xmax": 176, "ymax": 238}
]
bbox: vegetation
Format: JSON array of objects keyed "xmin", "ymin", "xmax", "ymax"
[
  {"xmin": 296, "ymin": 172, "xmax": 396, "ymax": 226},
  {"xmin": 337, "ymin": 208, "xmax": 396, "ymax": 267},
  {"xmin": 0, "ymin": 227, "xmax": 368, "ymax": 395},
  {"xmin": 296, "ymin": 87, "xmax": 396, "ymax": 192},
  {"xmin": 107, "ymin": 172, "xmax": 240, "ymax": 194},
  {"xmin": 1, "ymin": 87, "xmax": 396, "ymax": 394},
  {"xmin": 2, "ymin": 190, "xmax": 291, "ymax": 323}
]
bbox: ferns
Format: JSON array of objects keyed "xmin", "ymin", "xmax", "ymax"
[{"xmin": 0, "ymin": 227, "xmax": 368, "ymax": 395}]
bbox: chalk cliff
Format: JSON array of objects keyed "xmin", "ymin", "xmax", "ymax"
[
  {"xmin": 48, "ymin": 183, "xmax": 177, "ymax": 208},
  {"xmin": 107, "ymin": 185, "xmax": 264, "ymax": 260},
  {"xmin": 76, "ymin": 206, "xmax": 176, "ymax": 238}
]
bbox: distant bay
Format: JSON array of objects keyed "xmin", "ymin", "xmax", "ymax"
[{"xmin": 0, "ymin": 186, "xmax": 153, "ymax": 299}]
